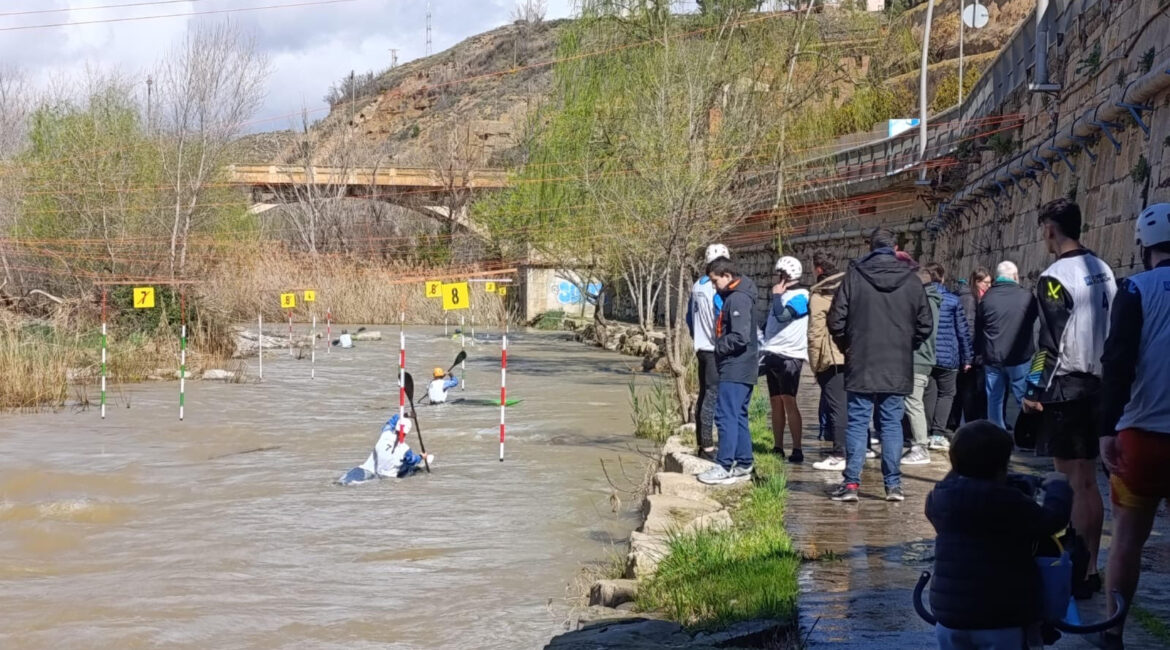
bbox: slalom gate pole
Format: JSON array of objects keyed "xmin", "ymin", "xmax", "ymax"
[
  {"xmin": 444, "ymin": 315, "xmax": 448, "ymax": 336},
  {"xmin": 258, "ymin": 312, "xmax": 263, "ymax": 381},
  {"xmin": 326, "ymin": 309, "xmax": 332, "ymax": 355},
  {"xmin": 100, "ymin": 288, "xmax": 108, "ymax": 420},
  {"xmin": 471, "ymin": 313, "xmax": 475, "ymax": 339},
  {"xmin": 287, "ymin": 310, "xmax": 293, "ymax": 356},
  {"xmin": 499, "ymin": 325, "xmax": 507, "ymax": 462},
  {"xmin": 398, "ymin": 313, "xmax": 407, "ymax": 446},
  {"xmin": 460, "ymin": 315, "xmax": 466, "ymax": 390},
  {"xmin": 179, "ymin": 289, "xmax": 187, "ymax": 421},
  {"xmin": 311, "ymin": 314, "xmax": 317, "ymax": 380}
]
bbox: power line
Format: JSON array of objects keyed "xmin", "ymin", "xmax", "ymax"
[
  {"xmin": 0, "ymin": 0, "xmax": 358, "ymax": 33},
  {"xmin": 0, "ymin": 0, "xmax": 203, "ymax": 18}
]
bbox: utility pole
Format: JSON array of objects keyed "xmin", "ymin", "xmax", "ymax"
[
  {"xmin": 426, "ymin": 0, "xmax": 432, "ymax": 57},
  {"xmin": 390, "ymin": 48, "xmax": 399, "ymax": 68},
  {"xmin": 349, "ymin": 69, "xmax": 355, "ymax": 125},
  {"xmin": 917, "ymin": 0, "xmax": 935, "ymax": 184}
]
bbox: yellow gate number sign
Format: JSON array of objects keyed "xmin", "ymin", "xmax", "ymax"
[
  {"xmin": 425, "ymin": 280, "xmax": 442, "ymax": 298},
  {"xmin": 441, "ymin": 282, "xmax": 470, "ymax": 311},
  {"xmin": 304, "ymin": 290, "xmax": 316, "ymax": 302},
  {"xmin": 133, "ymin": 287, "xmax": 155, "ymax": 309},
  {"xmin": 498, "ymin": 286, "xmax": 508, "ymax": 296},
  {"xmin": 280, "ymin": 293, "xmax": 296, "ymax": 309},
  {"xmin": 485, "ymin": 281, "xmax": 496, "ymax": 293}
]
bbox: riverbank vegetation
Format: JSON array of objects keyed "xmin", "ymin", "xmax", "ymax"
[{"xmin": 636, "ymin": 391, "xmax": 799, "ymax": 630}]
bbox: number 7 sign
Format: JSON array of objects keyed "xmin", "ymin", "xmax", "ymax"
[{"xmin": 133, "ymin": 287, "xmax": 155, "ymax": 309}]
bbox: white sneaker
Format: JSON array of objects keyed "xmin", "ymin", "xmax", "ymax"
[
  {"xmin": 729, "ymin": 464, "xmax": 754, "ymax": 483},
  {"xmin": 927, "ymin": 435, "xmax": 951, "ymax": 451},
  {"xmin": 812, "ymin": 456, "xmax": 846, "ymax": 471},
  {"xmin": 866, "ymin": 449, "xmax": 878, "ymax": 459},
  {"xmin": 902, "ymin": 446, "xmax": 931, "ymax": 465},
  {"xmin": 697, "ymin": 465, "xmax": 736, "ymax": 485}
]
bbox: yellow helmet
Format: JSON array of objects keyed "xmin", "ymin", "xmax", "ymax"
[{"xmin": 433, "ymin": 367, "xmax": 445, "ymax": 378}]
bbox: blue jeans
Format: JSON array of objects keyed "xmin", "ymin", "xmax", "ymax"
[
  {"xmin": 844, "ymin": 392, "xmax": 905, "ymax": 488},
  {"xmin": 936, "ymin": 623, "xmax": 1040, "ymax": 649},
  {"xmin": 985, "ymin": 362, "xmax": 1029, "ymax": 430},
  {"xmin": 715, "ymin": 381, "xmax": 754, "ymax": 470}
]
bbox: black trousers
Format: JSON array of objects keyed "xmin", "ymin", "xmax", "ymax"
[
  {"xmin": 923, "ymin": 367, "xmax": 959, "ymax": 439},
  {"xmin": 948, "ymin": 365, "xmax": 987, "ymax": 429},
  {"xmin": 816, "ymin": 365, "xmax": 847, "ymax": 456},
  {"xmin": 695, "ymin": 350, "xmax": 718, "ymax": 448}
]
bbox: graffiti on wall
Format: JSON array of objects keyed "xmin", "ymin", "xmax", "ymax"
[{"xmin": 551, "ymin": 277, "xmax": 602, "ymax": 306}]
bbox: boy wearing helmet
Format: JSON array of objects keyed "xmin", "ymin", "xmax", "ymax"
[
  {"xmin": 687, "ymin": 243, "xmax": 730, "ymax": 460},
  {"xmin": 760, "ymin": 255, "xmax": 810, "ymax": 463},
  {"xmin": 427, "ymin": 367, "xmax": 460, "ymax": 404},
  {"xmin": 1098, "ymin": 203, "xmax": 1170, "ymax": 647}
]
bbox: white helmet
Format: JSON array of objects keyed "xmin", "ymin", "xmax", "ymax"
[
  {"xmin": 774, "ymin": 256, "xmax": 803, "ymax": 280},
  {"xmin": 705, "ymin": 243, "xmax": 730, "ymax": 264},
  {"xmin": 1136, "ymin": 203, "xmax": 1170, "ymax": 248}
]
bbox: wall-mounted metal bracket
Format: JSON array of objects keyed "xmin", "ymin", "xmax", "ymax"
[
  {"xmin": 1090, "ymin": 120, "xmax": 1123, "ymax": 152},
  {"xmin": 1070, "ymin": 135, "xmax": 1098, "ymax": 162},
  {"xmin": 1033, "ymin": 152, "xmax": 1058, "ymax": 180},
  {"xmin": 1046, "ymin": 146, "xmax": 1077, "ymax": 172},
  {"xmin": 1116, "ymin": 102, "xmax": 1154, "ymax": 137}
]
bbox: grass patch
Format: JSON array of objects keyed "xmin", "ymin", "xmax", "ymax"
[
  {"xmin": 629, "ymin": 376, "xmax": 679, "ymax": 443},
  {"xmin": 1133, "ymin": 605, "xmax": 1170, "ymax": 645},
  {"xmin": 636, "ymin": 389, "xmax": 799, "ymax": 630}
]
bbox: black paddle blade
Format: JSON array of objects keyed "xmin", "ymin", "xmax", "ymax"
[
  {"xmin": 447, "ymin": 350, "xmax": 467, "ymax": 374},
  {"xmin": 403, "ymin": 372, "xmax": 415, "ymax": 402}
]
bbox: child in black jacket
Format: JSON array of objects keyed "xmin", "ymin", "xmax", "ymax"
[{"xmin": 925, "ymin": 420, "xmax": 1072, "ymax": 649}]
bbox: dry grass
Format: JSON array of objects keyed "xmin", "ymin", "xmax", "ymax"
[
  {"xmin": 0, "ymin": 324, "xmax": 71, "ymax": 410},
  {"xmin": 200, "ymin": 247, "xmax": 508, "ymax": 325}
]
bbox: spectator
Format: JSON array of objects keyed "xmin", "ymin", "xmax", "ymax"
[
  {"xmin": 760, "ymin": 256, "xmax": 810, "ymax": 463},
  {"xmin": 1097, "ymin": 203, "xmax": 1170, "ymax": 649},
  {"xmin": 903, "ymin": 267, "xmax": 942, "ymax": 465},
  {"xmin": 687, "ymin": 243, "xmax": 729, "ymax": 460},
  {"xmin": 827, "ymin": 228, "xmax": 934, "ymax": 501},
  {"xmin": 808, "ymin": 251, "xmax": 849, "ymax": 471},
  {"xmin": 922, "ymin": 262, "xmax": 974, "ymax": 452},
  {"xmin": 926, "ymin": 421, "xmax": 1072, "ymax": 649},
  {"xmin": 977, "ymin": 261, "xmax": 1038, "ymax": 430},
  {"xmin": 1023, "ymin": 198, "xmax": 1116, "ymax": 599},
  {"xmin": 950, "ymin": 268, "xmax": 992, "ymax": 427},
  {"xmin": 697, "ymin": 257, "xmax": 759, "ymax": 486}
]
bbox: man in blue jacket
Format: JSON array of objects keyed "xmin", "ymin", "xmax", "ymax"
[
  {"xmin": 698, "ymin": 257, "xmax": 759, "ymax": 486},
  {"xmin": 922, "ymin": 262, "xmax": 974, "ymax": 452},
  {"xmin": 687, "ymin": 243, "xmax": 729, "ymax": 460}
]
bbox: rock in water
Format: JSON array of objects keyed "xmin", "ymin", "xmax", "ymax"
[
  {"xmin": 202, "ymin": 369, "xmax": 236, "ymax": 381},
  {"xmin": 352, "ymin": 330, "xmax": 382, "ymax": 341}
]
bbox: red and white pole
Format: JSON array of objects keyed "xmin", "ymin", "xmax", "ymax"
[
  {"xmin": 325, "ymin": 309, "xmax": 332, "ymax": 354},
  {"xmin": 287, "ymin": 310, "xmax": 293, "ymax": 356},
  {"xmin": 499, "ymin": 327, "xmax": 507, "ymax": 462},
  {"xmin": 397, "ymin": 313, "xmax": 406, "ymax": 445}
]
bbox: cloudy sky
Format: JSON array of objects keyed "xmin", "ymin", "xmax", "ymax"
[{"xmin": 0, "ymin": 0, "xmax": 599, "ymax": 132}]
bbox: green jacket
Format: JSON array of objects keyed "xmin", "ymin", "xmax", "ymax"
[{"xmin": 913, "ymin": 283, "xmax": 942, "ymax": 374}]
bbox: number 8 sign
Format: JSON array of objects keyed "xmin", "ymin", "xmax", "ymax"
[
  {"xmin": 441, "ymin": 282, "xmax": 470, "ymax": 311},
  {"xmin": 425, "ymin": 280, "xmax": 442, "ymax": 298}
]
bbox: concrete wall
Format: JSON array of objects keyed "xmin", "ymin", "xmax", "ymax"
[
  {"xmin": 745, "ymin": 0, "xmax": 1170, "ymax": 291},
  {"xmin": 519, "ymin": 265, "xmax": 598, "ymax": 321}
]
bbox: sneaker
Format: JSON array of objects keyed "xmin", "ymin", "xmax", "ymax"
[
  {"xmin": 866, "ymin": 449, "xmax": 878, "ymax": 459},
  {"xmin": 830, "ymin": 482, "xmax": 859, "ymax": 502},
  {"xmin": 1087, "ymin": 631, "xmax": 1124, "ymax": 650},
  {"xmin": 771, "ymin": 446, "xmax": 786, "ymax": 459},
  {"xmin": 697, "ymin": 448, "xmax": 717, "ymax": 462},
  {"xmin": 902, "ymin": 446, "xmax": 931, "ymax": 465},
  {"xmin": 729, "ymin": 464, "xmax": 754, "ymax": 483},
  {"xmin": 927, "ymin": 435, "xmax": 951, "ymax": 451},
  {"xmin": 697, "ymin": 465, "xmax": 736, "ymax": 485},
  {"xmin": 885, "ymin": 486, "xmax": 905, "ymax": 502},
  {"xmin": 869, "ymin": 435, "xmax": 880, "ymax": 446},
  {"xmin": 812, "ymin": 455, "xmax": 846, "ymax": 471},
  {"xmin": 788, "ymin": 449, "xmax": 804, "ymax": 464}
]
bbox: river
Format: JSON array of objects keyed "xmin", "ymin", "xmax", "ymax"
[{"xmin": 0, "ymin": 328, "xmax": 651, "ymax": 649}]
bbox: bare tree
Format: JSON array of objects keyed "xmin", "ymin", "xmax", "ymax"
[
  {"xmin": 511, "ymin": 0, "xmax": 547, "ymax": 23},
  {"xmin": 0, "ymin": 66, "xmax": 29, "ymax": 290},
  {"xmin": 157, "ymin": 20, "xmax": 269, "ymax": 278}
]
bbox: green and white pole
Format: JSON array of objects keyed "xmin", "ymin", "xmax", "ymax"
[
  {"xmin": 311, "ymin": 314, "xmax": 317, "ymax": 380},
  {"xmin": 258, "ymin": 312, "xmax": 263, "ymax": 381},
  {"xmin": 460, "ymin": 315, "xmax": 466, "ymax": 390},
  {"xmin": 100, "ymin": 288, "xmax": 107, "ymax": 420}
]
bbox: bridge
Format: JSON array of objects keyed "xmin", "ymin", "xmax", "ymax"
[{"xmin": 226, "ymin": 164, "xmax": 511, "ymax": 233}]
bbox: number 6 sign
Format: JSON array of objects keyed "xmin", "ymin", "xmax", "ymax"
[{"xmin": 441, "ymin": 282, "xmax": 470, "ymax": 311}]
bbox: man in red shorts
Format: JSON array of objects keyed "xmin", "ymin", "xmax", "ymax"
[{"xmin": 1098, "ymin": 203, "xmax": 1170, "ymax": 649}]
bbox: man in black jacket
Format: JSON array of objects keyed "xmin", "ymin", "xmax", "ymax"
[
  {"xmin": 827, "ymin": 229, "xmax": 934, "ymax": 501},
  {"xmin": 927, "ymin": 421, "xmax": 1072, "ymax": 646},
  {"xmin": 976, "ymin": 260, "xmax": 1038, "ymax": 430},
  {"xmin": 697, "ymin": 258, "xmax": 760, "ymax": 486}
]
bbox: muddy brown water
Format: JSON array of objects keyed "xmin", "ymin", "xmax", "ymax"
[{"xmin": 0, "ymin": 328, "xmax": 652, "ymax": 649}]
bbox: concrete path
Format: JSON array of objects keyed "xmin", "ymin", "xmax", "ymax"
[{"xmin": 785, "ymin": 387, "xmax": 1170, "ymax": 649}]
